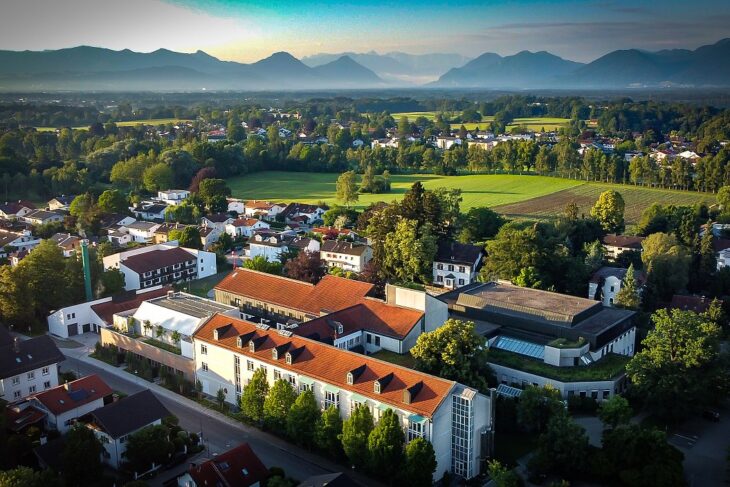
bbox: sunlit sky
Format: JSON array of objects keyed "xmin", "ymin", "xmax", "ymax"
[{"xmin": 1, "ymin": 0, "xmax": 729, "ymax": 62}]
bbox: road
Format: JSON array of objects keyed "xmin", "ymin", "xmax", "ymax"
[{"xmin": 59, "ymin": 357, "xmax": 335, "ymax": 485}]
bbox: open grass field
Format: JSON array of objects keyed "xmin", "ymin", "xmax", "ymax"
[
  {"xmin": 228, "ymin": 171, "xmax": 715, "ymax": 224},
  {"xmin": 227, "ymin": 171, "xmax": 583, "ymax": 210},
  {"xmin": 494, "ymin": 182, "xmax": 715, "ymax": 224},
  {"xmin": 392, "ymin": 111, "xmax": 569, "ymax": 132},
  {"xmin": 391, "ymin": 111, "xmax": 439, "ymax": 121},
  {"xmin": 35, "ymin": 118, "xmax": 192, "ymax": 131}
]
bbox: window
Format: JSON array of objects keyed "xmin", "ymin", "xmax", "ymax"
[
  {"xmin": 451, "ymin": 395, "xmax": 474, "ymax": 478},
  {"xmin": 437, "ymin": 275, "xmax": 443, "ymax": 282},
  {"xmin": 366, "ymin": 333, "xmax": 372, "ymax": 344},
  {"xmin": 374, "ymin": 381, "xmax": 381, "ymax": 394},
  {"xmin": 437, "ymin": 263, "xmax": 443, "ymax": 270},
  {"xmin": 13, "ymin": 391, "xmax": 21, "ymax": 399},
  {"xmin": 27, "ymin": 371, "xmax": 34, "ymax": 380},
  {"xmin": 28, "ymin": 385, "xmax": 36, "ymax": 394},
  {"xmin": 374, "ymin": 336, "xmax": 381, "ymax": 347},
  {"xmin": 274, "ymin": 370, "xmax": 281, "ymax": 380},
  {"xmin": 408, "ymin": 420, "xmax": 426, "ymax": 441},
  {"xmin": 12, "ymin": 376, "xmax": 19, "ymax": 385},
  {"xmin": 119, "ymin": 435, "xmax": 128, "ymax": 444},
  {"xmin": 201, "ymin": 362, "xmax": 209, "ymax": 372},
  {"xmin": 260, "ymin": 365, "xmax": 267, "ymax": 375},
  {"xmin": 44, "ymin": 381, "xmax": 51, "ymax": 389},
  {"xmin": 610, "ymin": 285, "xmax": 615, "ymax": 292},
  {"xmin": 448, "ymin": 264, "xmax": 454, "ymax": 271},
  {"xmin": 459, "ymin": 266, "xmax": 465, "ymax": 273},
  {"xmin": 247, "ymin": 360, "xmax": 254, "ymax": 371},
  {"xmin": 200, "ymin": 344, "xmax": 208, "ymax": 355},
  {"xmin": 325, "ymin": 390, "xmax": 339, "ymax": 409},
  {"xmin": 300, "ymin": 383, "xmax": 312, "ymax": 393},
  {"xmin": 458, "ymin": 279, "xmax": 465, "ymax": 285},
  {"xmin": 287, "ymin": 375, "xmax": 297, "ymax": 386},
  {"xmin": 42, "ymin": 367, "xmax": 49, "ymax": 376},
  {"xmin": 602, "ymin": 390, "xmax": 610, "ymax": 400}
]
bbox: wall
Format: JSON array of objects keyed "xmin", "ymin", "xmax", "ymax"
[
  {"xmin": 193, "ymin": 249, "xmax": 217, "ymax": 278},
  {"xmin": 48, "ymin": 298, "xmax": 111, "ymax": 338},
  {"xmin": 0, "ymin": 364, "xmax": 59, "ymax": 401},
  {"xmin": 101, "ymin": 328, "xmax": 195, "ymax": 381}
]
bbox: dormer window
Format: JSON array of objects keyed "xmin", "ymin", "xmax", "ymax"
[
  {"xmin": 249, "ymin": 341, "xmax": 255, "ymax": 352},
  {"xmin": 285, "ymin": 353, "xmax": 292, "ymax": 365},
  {"xmin": 347, "ymin": 372, "xmax": 354, "ymax": 385},
  {"xmin": 374, "ymin": 381, "xmax": 381, "ymax": 394},
  {"xmin": 272, "ymin": 349, "xmax": 278, "ymax": 360}
]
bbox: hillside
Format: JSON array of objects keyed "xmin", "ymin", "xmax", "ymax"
[{"xmin": 0, "ymin": 46, "xmax": 384, "ymax": 91}]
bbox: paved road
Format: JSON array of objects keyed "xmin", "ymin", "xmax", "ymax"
[{"xmin": 59, "ymin": 357, "xmax": 339, "ymax": 485}]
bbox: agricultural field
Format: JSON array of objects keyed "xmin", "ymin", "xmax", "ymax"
[
  {"xmin": 35, "ymin": 118, "xmax": 192, "ymax": 131},
  {"xmin": 228, "ymin": 171, "xmax": 714, "ymax": 224},
  {"xmin": 391, "ymin": 111, "xmax": 439, "ymax": 121},
  {"xmin": 391, "ymin": 111, "xmax": 569, "ymax": 132},
  {"xmin": 494, "ymin": 182, "xmax": 715, "ymax": 224}
]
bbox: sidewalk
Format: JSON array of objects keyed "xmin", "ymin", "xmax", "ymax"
[{"xmin": 54, "ymin": 335, "xmax": 380, "ymax": 487}]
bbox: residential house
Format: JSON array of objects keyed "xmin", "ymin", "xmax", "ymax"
[
  {"xmin": 225, "ymin": 218, "xmax": 270, "ymax": 238},
  {"xmin": 127, "ymin": 221, "xmax": 161, "ymax": 244},
  {"xmin": 668, "ymin": 294, "xmax": 714, "ymax": 313},
  {"xmin": 102, "ymin": 242, "xmax": 217, "ymax": 291},
  {"xmin": 311, "ymin": 226, "xmax": 358, "ymax": 239},
  {"xmin": 601, "ymin": 234, "xmax": 645, "ymax": 260},
  {"xmin": 0, "ymin": 225, "xmax": 41, "ymax": 257},
  {"xmin": 156, "ymin": 189, "xmax": 190, "ymax": 206},
  {"xmin": 206, "ymin": 130, "xmax": 227, "ymax": 142},
  {"xmin": 29, "ymin": 374, "xmax": 112, "ymax": 433},
  {"xmin": 243, "ymin": 200, "xmax": 286, "ymax": 221},
  {"xmin": 47, "ymin": 286, "xmax": 170, "ymax": 338},
  {"xmin": 433, "ymin": 241, "xmax": 483, "ymax": 289},
  {"xmin": 199, "ymin": 225, "xmax": 223, "ymax": 250},
  {"xmin": 0, "ymin": 200, "xmax": 36, "ymax": 220},
  {"xmin": 102, "ymin": 291, "xmax": 238, "ymax": 381},
  {"xmin": 193, "ymin": 313, "xmax": 494, "ymax": 480},
  {"xmin": 226, "ymin": 197, "xmax": 245, "ymax": 215},
  {"xmin": 49, "ymin": 233, "xmax": 83, "ymax": 257},
  {"xmin": 177, "ymin": 443, "xmax": 268, "ymax": 487},
  {"xmin": 47, "ymin": 195, "xmax": 76, "ymax": 212},
  {"xmin": 84, "ymin": 389, "xmax": 171, "ymax": 469},
  {"xmin": 435, "ymin": 137, "xmax": 462, "ymax": 150},
  {"xmin": 153, "ymin": 222, "xmax": 190, "ymax": 244},
  {"xmin": 131, "ymin": 202, "xmax": 169, "ymax": 221},
  {"xmin": 248, "ymin": 231, "xmax": 319, "ymax": 261},
  {"xmin": 21, "ymin": 209, "xmax": 64, "ymax": 226},
  {"xmin": 439, "ymin": 281, "xmax": 636, "ymax": 400},
  {"xmin": 0, "ymin": 328, "xmax": 64, "ymax": 402},
  {"xmin": 371, "ymin": 138, "xmax": 399, "ymax": 149},
  {"xmin": 201, "ymin": 213, "xmax": 234, "ymax": 230},
  {"xmin": 588, "ymin": 266, "xmax": 644, "ymax": 307},
  {"xmin": 280, "ymin": 203, "xmax": 328, "ymax": 226},
  {"xmin": 320, "ymin": 240, "xmax": 372, "ymax": 273}
]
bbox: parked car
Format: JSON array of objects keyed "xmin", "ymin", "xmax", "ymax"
[{"xmin": 702, "ymin": 409, "xmax": 720, "ymax": 422}]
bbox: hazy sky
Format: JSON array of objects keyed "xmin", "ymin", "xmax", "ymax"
[{"xmin": 1, "ymin": 0, "xmax": 729, "ymax": 62}]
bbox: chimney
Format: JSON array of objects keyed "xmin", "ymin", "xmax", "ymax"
[
  {"xmin": 63, "ymin": 382, "xmax": 71, "ymax": 391},
  {"xmin": 13, "ymin": 337, "xmax": 20, "ymax": 353}
]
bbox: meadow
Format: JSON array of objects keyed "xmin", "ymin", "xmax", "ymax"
[
  {"xmin": 226, "ymin": 171, "xmax": 714, "ymax": 224},
  {"xmin": 391, "ymin": 111, "xmax": 569, "ymax": 132},
  {"xmin": 35, "ymin": 118, "xmax": 192, "ymax": 131}
]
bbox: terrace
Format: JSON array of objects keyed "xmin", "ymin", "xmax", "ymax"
[{"xmin": 488, "ymin": 348, "xmax": 629, "ymax": 382}]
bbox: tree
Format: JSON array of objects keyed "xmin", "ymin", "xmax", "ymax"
[
  {"xmin": 198, "ymin": 178, "xmax": 231, "ymax": 207},
  {"xmin": 698, "ymin": 221, "xmax": 717, "ymax": 288},
  {"xmin": 601, "ymin": 425, "xmax": 684, "ymax": 486},
  {"xmin": 626, "ymin": 308, "xmax": 727, "ymax": 422},
  {"xmin": 216, "ymin": 388, "xmax": 226, "ymax": 409},
  {"xmin": 227, "ymin": 113, "xmax": 246, "ymax": 142},
  {"xmin": 403, "ymin": 438, "xmax": 437, "ymax": 487},
  {"xmin": 641, "ymin": 232, "xmax": 690, "ymax": 302},
  {"xmin": 315, "ymin": 405, "xmax": 343, "ymax": 458},
  {"xmin": 717, "ymin": 186, "xmax": 730, "ymax": 214},
  {"xmin": 410, "ymin": 319, "xmax": 492, "ymax": 392},
  {"xmin": 528, "ymin": 411, "xmax": 589, "ymax": 479},
  {"xmin": 123, "ymin": 424, "xmax": 175, "ymax": 473},
  {"xmin": 189, "ymin": 167, "xmax": 217, "ymax": 193},
  {"xmin": 0, "ymin": 467, "xmax": 61, "ymax": 487},
  {"xmin": 286, "ymin": 389, "xmax": 320, "ymax": 448},
  {"xmin": 367, "ymin": 408, "xmax": 404, "ymax": 479},
  {"xmin": 336, "ymin": 170, "xmax": 359, "ymax": 207},
  {"xmin": 240, "ymin": 368, "xmax": 269, "ymax": 423},
  {"xmin": 590, "ymin": 190, "xmax": 625, "ymax": 233},
  {"xmin": 340, "ymin": 404, "xmax": 374, "ymax": 470},
  {"xmin": 583, "ymin": 240, "xmax": 605, "ymax": 271},
  {"xmin": 597, "ymin": 394, "xmax": 632, "ymax": 429},
  {"xmin": 263, "ymin": 379, "xmax": 297, "ymax": 433},
  {"xmin": 283, "ymin": 251, "xmax": 325, "ymax": 284},
  {"xmin": 143, "ymin": 163, "xmax": 174, "ymax": 193},
  {"xmin": 170, "ymin": 330, "xmax": 181, "ymax": 345},
  {"xmin": 458, "ymin": 206, "xmax": 505, "ymax": 242},
  {"xmin": 168, "ymin": 226, "xmax": 202, "ymax": 250},
  {"xmin": 69, "ymin": 193, "xmax": 101, "ymax": 233},
  {"xmin": 243, "ymin": 255, "xmax": 282, "ymax": 275},
  {"xmin": 381, "ymin": 219, "xmax": 437, "ymax": 284},
  {"xmin": 486, "ymin": 460, "xmax": 521, "ymax": 487},
  {"xmin": 516, "ymin": 385, "xmax": 564, "ymax": 433},
  {"xmin": 60, "ymin": 425, "xmax": 103, "ymax": 487},
  {"xmin": 99, "ymin": 268, "xmax": 125, "ymax": 297},
  {"xmin": 97, "ymin": 189, "xmax": 128, "ymax": 214},
  {"xmin": 614, "ymin": 263, "xmax": 641, "ymax": 309}
]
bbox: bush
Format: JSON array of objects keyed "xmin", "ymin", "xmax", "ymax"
[{"xmin": 567, "ymin": 395, "xmax": 599, "ymax": 414}]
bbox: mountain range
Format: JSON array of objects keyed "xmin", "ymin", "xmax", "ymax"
[{"xmin": 0, "ymin": 38, "xmax": 728, "ymax": 91}]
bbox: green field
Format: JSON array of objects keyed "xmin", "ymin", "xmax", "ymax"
[
  {"xmin": 392, "ymin": 111, "xmax": 439, "ymax": 121},
  {"xmin": 35, "ymin": 118, "xmax": 192, "ymax": 131},
  {"xmin": 391, "ymin": 111, "xmax": 569, "ymax": 132},
  {"xmin": 227, "ymin": 171, "xmax": 714, "ymax": 224}
]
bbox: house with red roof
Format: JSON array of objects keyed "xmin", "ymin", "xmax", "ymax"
[
  {"xmin": 29, "ymin": 374, "xmax": 112, "ymax": 433},
  {"xmin": 225, "ymin": 217, "xmax": 270, "ymax": 238},
  {"xmin": 177, "ymin": 443, "xmax": 268, "ymax": 487}
]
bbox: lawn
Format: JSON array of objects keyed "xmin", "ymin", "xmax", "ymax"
[
  {"xmin": 391, "ymin": 111, "xmax": 439, "ymax": 121},
  {"xmin": 226, "ymin": 171, "xmax": 583, "ymax": 211},
  {"xmin": 35, "ymin": 118, "xmax": 192, "ymax": 131},
  {"xmin": 488, "ymin": 349, "xmax": 630, "ymax": 382},
  {"xmin": 494, "ymin": 182, "xmax": 715, "ymax": 224},
  {"xmin": 176, "ymin": 270, "xmax": 230, "ymax": 298},
  {"xmin": 371, "ymin": 349, "xmax": 416, "ymax": 368},
  {"xmin": 450, "ymin": 117, "xmax": 570, "ymax": 132}
]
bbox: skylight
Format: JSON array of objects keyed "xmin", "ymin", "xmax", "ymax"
[{"xmin": 493, "ymin": 336, "xmax": 545, "ymax": 360}]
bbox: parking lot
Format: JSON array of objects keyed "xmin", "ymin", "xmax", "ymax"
[{"xmin": 670, "ymin": 410, "xmax": 729, "ymax": 486}]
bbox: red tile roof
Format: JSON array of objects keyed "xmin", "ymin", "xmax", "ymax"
[
  {"xmin": 669, "ymin": 294, "xmax": 715, "ymax": 313},
  {"xmin": 186, "ymin": 443, "xmax": 268, "ymax": 487},
  {"xmin": 230, "ymin": 218, "xmax": 262, "ymax": 227},
  {"xmin": 32, "ymin": 374, "xmax": 112, "ymax": 415},
  {"xmin": 215, "ymin": 270, "xmax": 374, "ymax": 316},
  {"xmin": 121, "ymin": 247, "xmax": 195, "ymax": 274},
  {"xmin": 601, "ymin": 234, "xmax": 645, "ymax": 249},
  {"xmin": 91, "ymin": 286, "xmax": 172, "ymax": 325},
  {"xmin": 297, "ymin": 299, "xmax": 423, "ymax": 340},
  {"xmin": 194, "ymin": 314, "xmax": 455, "ymax": 418}
]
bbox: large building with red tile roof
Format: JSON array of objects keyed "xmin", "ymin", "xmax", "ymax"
[
  {"xmin": 214, "ymin": 269, "xmax": 448, "ymax": 354},
  {"xmin": 177, "ymin": 443, "xmax": 268, "ymax": 487},
  {"xmin": 29, "ymin": 374, "xmax": 112, "ymax": 433},
  {"xmin": 192, "ymin": 313, "xmax": 494, "ymax": 480}
]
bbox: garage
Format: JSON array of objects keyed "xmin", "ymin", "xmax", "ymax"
[{"xmin": 67, "ymin": 323, "xmax": 78, "ymax": 336}]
